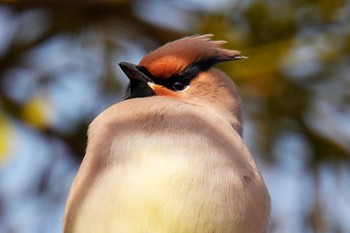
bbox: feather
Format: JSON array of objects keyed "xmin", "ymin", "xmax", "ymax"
[{"xmin": 139, "ymin": 35, "xmax": 244, "ymax": 79}]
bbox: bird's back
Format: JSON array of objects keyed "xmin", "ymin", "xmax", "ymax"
[{"xmin": 63, "ymin": 97, "xmax": 270, "ymax": 233}]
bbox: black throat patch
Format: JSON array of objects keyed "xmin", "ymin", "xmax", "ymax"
[{"xmin": 123, "ymin": 79, "xmax": 156, "ymax": 100}]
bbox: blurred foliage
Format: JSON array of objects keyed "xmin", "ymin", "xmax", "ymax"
[
  {"xmin": 0, "ymin": 114, "xmax": 12, "ymax": 164},
  {"xmin": 198, "ymin": 0, "xmax": 350, "ymax": 165},
  {"xmin": 0, "ymin": 0, "xmax": 349, "ymax": 232},
  {"xmin": 21, "ymin": 94, "xmax": 50, "ymax": 128}
]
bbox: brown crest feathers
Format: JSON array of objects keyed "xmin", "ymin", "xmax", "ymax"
[{"xmin": 139, "ymin": 34, "xmax": 243, "ymax": 79}]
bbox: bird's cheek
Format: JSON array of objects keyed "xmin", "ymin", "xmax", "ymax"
[{"xmin": 148, "ymin": 83, "xmax": 179, "ymax": 98}]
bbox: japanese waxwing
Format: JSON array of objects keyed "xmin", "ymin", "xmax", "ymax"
[{"xmin": 63, "ymin": 34, "xmax": 270, "ymax": 233}]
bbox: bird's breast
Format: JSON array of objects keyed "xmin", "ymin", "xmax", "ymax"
[
  {"xmin": 71, "ymin": 132, "xmax": 269, "ymax": 233},
  {"xmin": 66, "ymin": 100, "xmax": 270, "ymax": 233}
]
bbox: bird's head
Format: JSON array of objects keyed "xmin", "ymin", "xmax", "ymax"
[{"xmin": 119, "ymin": 34, "xmax": 246, "ymax": 135}]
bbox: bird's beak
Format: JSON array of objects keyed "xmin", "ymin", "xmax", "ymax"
[{"xmin": 119, "ymin": 62, "xmax": 153, "ymax": 83}]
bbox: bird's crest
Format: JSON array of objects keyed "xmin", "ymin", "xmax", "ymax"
[{"xmin": 139, "ymin": 34, "xmax": 244, "ymax": 79}]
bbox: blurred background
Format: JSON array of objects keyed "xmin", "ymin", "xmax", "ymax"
[{"xmin": 0, "ymin": 0, "xmax": 349, "ymax": 232}]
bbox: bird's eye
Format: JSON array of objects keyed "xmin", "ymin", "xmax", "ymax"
[{"xmin": 172, "ymin": 81, "xmax": 187, "ymax": 91}]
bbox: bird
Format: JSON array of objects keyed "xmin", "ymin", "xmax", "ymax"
[{"xmin": 63, "ymin": 34, "xmax": 271, "ymax": 233}]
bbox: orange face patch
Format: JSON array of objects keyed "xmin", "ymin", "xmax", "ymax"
[
  {"xmin": 141, "ymin": 55, "xmax": 185, "ymax": 79},
  {"xmin": 148, "ymin": 83, "xmax": 179, "ymax": 98}
]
